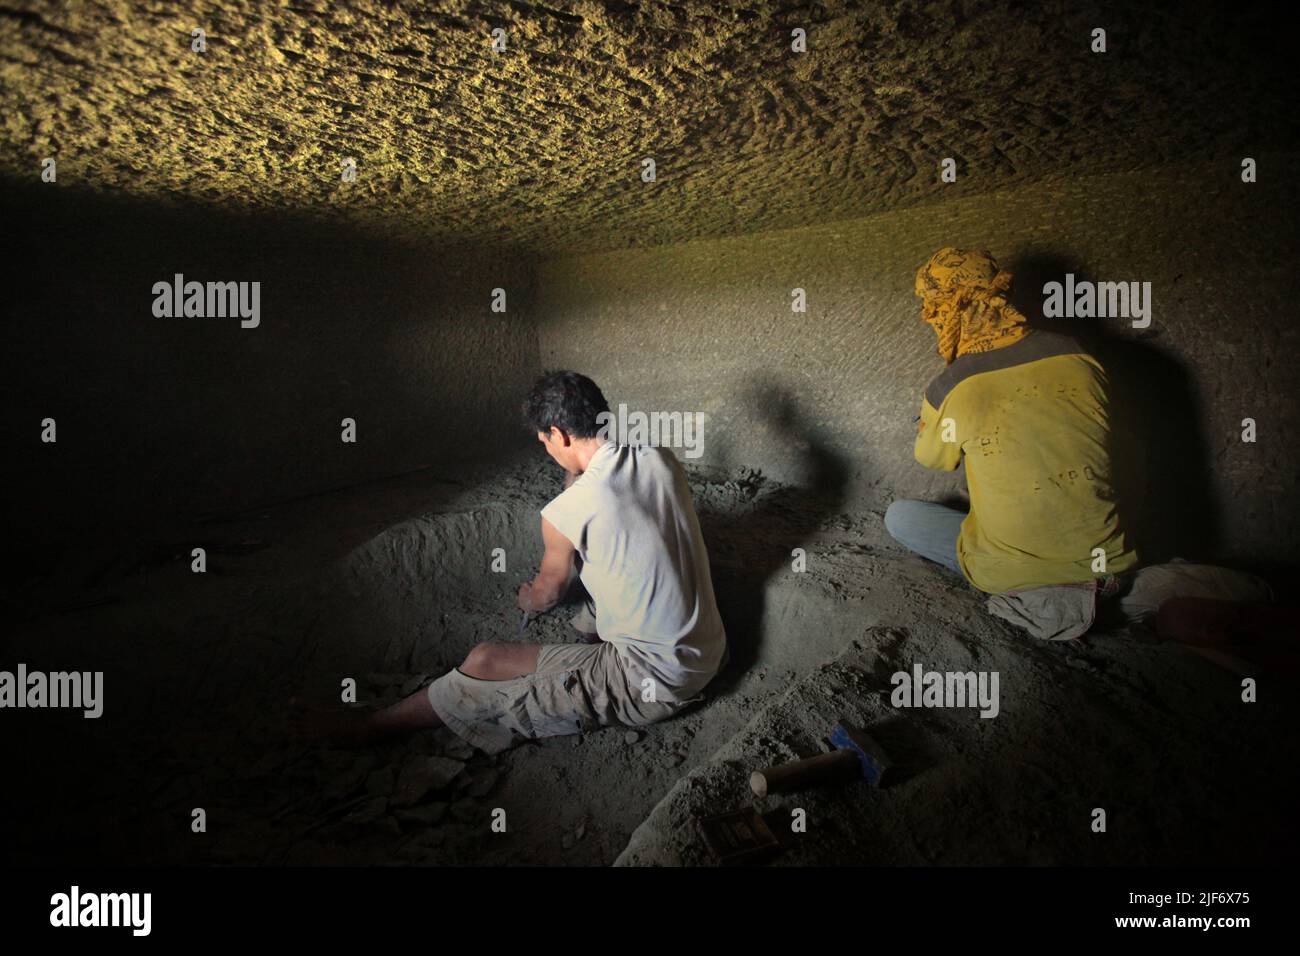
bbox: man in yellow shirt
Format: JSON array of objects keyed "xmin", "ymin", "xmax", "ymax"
[{"xmin": 885, "ymin": 247, "xmax": 1136, "ymax": 595}]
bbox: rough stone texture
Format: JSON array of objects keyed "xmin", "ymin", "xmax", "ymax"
[
  {"xmin": 10, "ymin": 458, "xmax": 1293, "ymax": 865},
  {"xmin": 615, "ymin": 623, "xmax": 1298, "ymax": 866},
  {"xmin": 537, "ymin": 157, "xmax": 1300, "ymax": 572},
  {"xmin": 2, "ymin": 0, "xmax": 1295, "ymax": 871},
  {"xmin": 1, "ymin": 1, "xmax": 1293, "ymax": 253},
  {"xmin": 2, "ymin": 182, "xmax": 537, "ymax": 580},
  {"xmin": 4, "ymin": 1, "xmax": 1295, "ymax": 573},
  {"xmin": 5, "ymin": 457, "xmax": 902, "ymax": 865}
]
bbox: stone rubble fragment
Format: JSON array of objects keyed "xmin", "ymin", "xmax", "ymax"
[{"xmin": 393, "ymin": 755, "xmax": 465, "ymax": 807}]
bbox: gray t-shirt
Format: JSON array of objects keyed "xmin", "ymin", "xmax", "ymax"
[{"xmin": 541, "ymin": 441, "xmax": 727, "ymax": 702}]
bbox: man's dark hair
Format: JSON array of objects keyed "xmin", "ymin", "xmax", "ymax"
[{"xmin": 523, "ymin": 370, "xmax": 611, "ymax": 438}]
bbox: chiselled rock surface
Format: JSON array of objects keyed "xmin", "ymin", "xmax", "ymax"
[{"xmin": 2, "ymin": 0, "xmax": 1293, "ymax": 252}]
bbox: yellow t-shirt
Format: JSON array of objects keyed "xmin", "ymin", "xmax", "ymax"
[{"xmin": 914, "ymin": 331, "xmax": 1136, "ymax": 593}]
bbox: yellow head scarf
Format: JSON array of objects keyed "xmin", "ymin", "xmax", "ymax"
[{"xmin": 914, "ymin": 247, "xmax": 1028, "ymax": 364}]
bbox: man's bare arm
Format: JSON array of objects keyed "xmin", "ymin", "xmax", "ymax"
[{"xmin": 517, "ymin": 516, "xmax": 576, "ymax": 612}]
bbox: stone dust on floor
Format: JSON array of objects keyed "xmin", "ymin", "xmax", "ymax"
[{"xmin": 6, "ymin": 455, "xmax": 1294, "ymax": 866}]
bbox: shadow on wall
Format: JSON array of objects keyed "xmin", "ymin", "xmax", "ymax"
[
  {"xmin": 1007, "ymin": 253, "xmax": 1221, "ymax": 567},
  {"xmin": 1, "ymin": 179, "xmax": 537, "ymax": 585},
  {"xmin": 698, "ymin": 380, "xmax": 851, "ymax": 691}
]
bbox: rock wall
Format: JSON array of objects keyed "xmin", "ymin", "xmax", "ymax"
[
  {"xmin": 2, "ymin": 181, "xmax": 537, "ymax": 577},
  {"xmin": 535, "ymin": 158, "xmax": 1300, "ymax": 572}
]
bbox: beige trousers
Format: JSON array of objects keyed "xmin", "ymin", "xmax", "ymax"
[{"xmin": 427, "ymin": 640, "xmax": 698, "ymax": 755}]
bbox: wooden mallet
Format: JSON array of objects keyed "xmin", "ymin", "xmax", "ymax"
[{"xmin": 750, "ymin": 722, "xmax": 890, "ymax": 797}]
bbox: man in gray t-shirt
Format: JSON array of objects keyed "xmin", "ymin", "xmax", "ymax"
[
  {"xmin": 300, "ymin": 371, "xmax": 727, "ymax": 755},
  {"xmin": 540, "ymin": 438, "xmax": 727, "ymax": 704}
]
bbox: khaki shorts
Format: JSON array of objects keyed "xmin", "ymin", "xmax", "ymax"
[{"xmin": 427, "ymin": 641, "xmax": 700, "ymax": 755}]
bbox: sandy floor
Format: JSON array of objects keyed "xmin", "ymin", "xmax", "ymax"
[{"xmin": 6, "ymin": 452, "xmax": 1296, "ymax": 865}]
